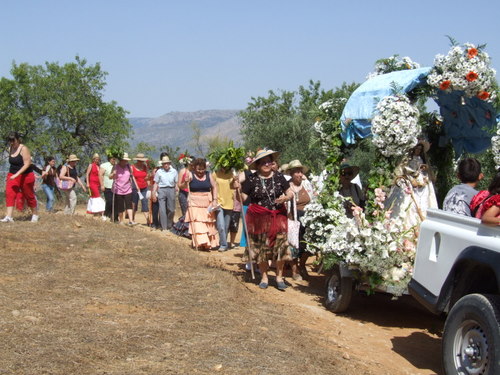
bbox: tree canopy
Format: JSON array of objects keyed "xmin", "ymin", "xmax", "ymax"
[
  {"xmin": 0, "ymin": 56, "xmax": 131, "ymax": 162},
  {"xmin": 239, "ymin": 80, "xmax": 358, "ymax": 172}
]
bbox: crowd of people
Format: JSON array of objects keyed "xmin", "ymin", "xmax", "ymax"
[{"xmin": 2, "ymin": 131, "xmax": 500, "ymax": 291}]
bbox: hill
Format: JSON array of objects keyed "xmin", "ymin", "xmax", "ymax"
[{"xmin": 128, "ymin": 109, "xmax": 242, "ymax": 154}]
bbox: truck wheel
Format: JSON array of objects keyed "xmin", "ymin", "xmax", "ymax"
[
  {"xmin": 324, "ymin": 264, "xmax": 353, "ymax": 313},
  {"xmin": 442, "ymin": 294, "xmax": 500, "ymax": 375}
]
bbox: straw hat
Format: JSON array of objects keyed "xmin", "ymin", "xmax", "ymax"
[
  {"xmin": 92, "ymin": 153, "xmax": 100, "ymax": 160},
  {"xmin": 279, "ymin": 163, "xmax": 289, "ymax": 173},
  {"xmin": 160, "ymin": 156, "xmax": 171, "ymax": 164},
  {"xmin": 133, "ymin": 153, "xmax": 148, "ymax": 161},
  {"xmin": 248, "ymin": 149, "xmax": 279, "ymax": 170},
  {"xmin": 156, "ymin": 160, "xmax": 163, "ymax": 167},
  {"xmin": 285, "ymin": 160, "xmax": 309, "ymax": 174},
  {"xmin": 67, "ymin": 154, "xmax": 80, "ymax": 162},
  {"xmin": 120, "ymin": 152, "xmax": 131, "ymax": 161},
  {"xmin": 415, "ymin": 139, "xmax": 431, "ymax": 153}
]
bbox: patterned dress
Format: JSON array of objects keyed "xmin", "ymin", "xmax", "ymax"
[{"xmin": 242, "ymin": 171, "xmax": 292, "ymax": 263}]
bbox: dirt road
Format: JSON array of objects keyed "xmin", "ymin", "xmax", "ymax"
[
  {"xmin": 195, "ymin": 245, "xmax": 443, "ymax": 375},
  {"xmin": 96, "ymin": 205, "xmax": 445, "ymax": 375}
]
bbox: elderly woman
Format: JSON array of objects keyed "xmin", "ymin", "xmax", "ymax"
[
  {"xmin": 109, "ymin": 153, "xmax": 139, "ymax": 225},
  {"xmin": 285, "ymin": 160, "xmax": 314, "ymax": 280},
  {"xmin": 1, "ymin": 132, "xmax": 39, "ymax": 222},
  {"xmin": 59, "ymin": 154, "xmax": 87, "ymax": 215},
  {"xmin": 237, "ymin": 149, "xmax": 294, "ymax": 291},
  {"xmin": 180, "ymin": 157, "xmax": 219, "ymax": 250},
  {"xmin": 85, "ymin": 153, "xmax": 105, "ymax": 217}
]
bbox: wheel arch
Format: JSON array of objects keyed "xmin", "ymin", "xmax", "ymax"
[{"xmin": 439, "ymin": 246, "xmax": 500, "ymax": 313}]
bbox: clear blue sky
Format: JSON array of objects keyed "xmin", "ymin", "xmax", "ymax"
[{"xmin": 1, "ymin": 0, "xmax": 499, "ymax": 118}]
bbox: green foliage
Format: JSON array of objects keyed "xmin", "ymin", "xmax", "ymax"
[
  {"xmin": 240, "ymin": 80, "xmax": 357, "ymax": 173},
  {"xmin": 0, "ymin": 56, "xmax": 131, "ymax": 162},
  {"xmin": 104, "ymin": 145, "xmax": 125, "ymax": 159},
  {"xmin": 205, "ymin": 135, "xmax": 233, "ymax": 158},
  {"xmin": 207, "ymin": 141, "xmax": 246, "ymax": 171}
]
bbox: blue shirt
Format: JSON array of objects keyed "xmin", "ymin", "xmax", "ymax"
[{"xmin": 154, "ymin": 167, "xmax": 178, "ymax": 187}]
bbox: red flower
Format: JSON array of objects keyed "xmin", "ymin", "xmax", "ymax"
[
  {"xmin": 439, "ymin": 80, "xmax": 451, "ymax": 90},
  {"xmin": 477, "ymin": 91, "xmax": 490, "ymax": 100},
  {"xmin": 466, "ymin": 71, "xmax": 478, "ymax": 82},
  {"xmin": 467, "ymin": 48, "xmax": 478, "ymax": 59},
  {"xmin": 178, "ymin": 153, "xmax": 185, "ymax": 160}
]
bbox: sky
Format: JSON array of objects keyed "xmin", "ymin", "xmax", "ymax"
[{"xmin": 1, "ymin": 0, "xmax": 499, "ymax": 118}]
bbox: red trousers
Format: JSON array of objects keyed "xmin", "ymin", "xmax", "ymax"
[{"xmin": 5, "ymin": 172, "xmax": 37, "ymax": 210}]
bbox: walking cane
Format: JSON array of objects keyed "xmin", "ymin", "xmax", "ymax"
[
  {"xmin": 111, "ymin": 164, "xmax": 116, "ymax": 223},
  {"xmin": 186, "ymin": 176, "xmax": 200, "ymax": 250},
  {"xmin": 232, "ymin": 168, "xmax": 255, "ymax": 280},
  {"xmin": 236, "ymin": 187, "xmax": 255, "ymax": 280}
]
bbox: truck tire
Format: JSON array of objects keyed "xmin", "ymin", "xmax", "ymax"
[
  {"xmin": 442, "ymin": 293, "xmax": 500, "ymax": 375},
  {"xmin": 324, "ymin": 264, "xmax": 353, "ymax": 313}
]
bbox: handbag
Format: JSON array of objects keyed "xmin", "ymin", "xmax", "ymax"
[
  {"xmin": 287, "ymin": 198, "xmax": 301, "ymax": 249},
  {"xmin": 55, "ymin": 166, "xmax": 75, "ymax": 191}
]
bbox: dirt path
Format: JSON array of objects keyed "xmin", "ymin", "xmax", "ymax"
[
  {"xmin": 77, "ymin": 207, "xmax": 444, "ymax": 374},
  {"xmin": 196, "ymin": 247, "xmax": 443, "ymax": 375}
]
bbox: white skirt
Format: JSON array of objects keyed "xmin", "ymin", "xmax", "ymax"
[{"xmin": 87, "ymin": 197, "xmax": 105, "ymax": 214}]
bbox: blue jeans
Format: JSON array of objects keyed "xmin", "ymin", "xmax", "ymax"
[
  {"xmin": 41, "ymin": 184, "xmax": 55, "ymax": 212},
  {"xmin": 216, "ymin": 208, "xmax": 232, "ymax": 249}
]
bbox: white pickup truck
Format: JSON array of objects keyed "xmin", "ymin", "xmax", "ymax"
[{"xmin": 409, "ymin": 208, "xmax": 500, "ymax": 375}]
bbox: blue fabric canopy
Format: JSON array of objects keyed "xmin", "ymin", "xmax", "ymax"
[
  {"xmin": 435, "ymin": 90, "xmax": 496, "ymax": 156},
  {"xmin": 340, "ymin": 67, "xmax": 432, "ymax": 144}
]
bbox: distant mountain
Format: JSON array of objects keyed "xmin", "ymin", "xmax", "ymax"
[{"xmin": 128, "ymin": 109, "xmax": 242, "ymax": 155}]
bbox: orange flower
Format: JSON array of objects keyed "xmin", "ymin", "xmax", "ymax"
[
  {"xmin": 439, "ymin": 80, "xmax": 451, "ymax": 90},
  {"xmin": 467, "ymin": 48, "xmax": 478, "ymax": 59},
  {"xmin": 477, "ymin": 91, "xmax": 490, "ymax": 100},
  {"xmin": 465, "ymin": 71, "xmax": 478, "ymax": 82}
]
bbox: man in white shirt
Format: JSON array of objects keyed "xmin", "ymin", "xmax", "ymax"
[{"xmin": 152, "ymin": 156, "xmax": 178, "ymax": 230}]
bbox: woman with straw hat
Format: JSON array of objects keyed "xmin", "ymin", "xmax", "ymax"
[
  {"xmin": 85, "ymin": 153, "xmax": 105, "ymax": 217},
  {"xmin": 59, "ymin": 154, "xmax": 87, "ymax": 215},
  {"xmin": 109, "ymin": 153, "xmax": 139, "ymax": 225},
  {"xmin": 285, "ymin": 160, "xmax": 314, "ymax": 280},
  {"xmin": 236, "ymin": 148, "xmax": 294, "ymax": 291}
]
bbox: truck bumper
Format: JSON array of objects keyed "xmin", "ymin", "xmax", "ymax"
[{"xmin": 408, "ymin": 279, "xmax": 441, "ymax": 315}]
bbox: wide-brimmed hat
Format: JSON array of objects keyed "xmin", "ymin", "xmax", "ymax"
[
  {"xmin": 133, "ymin": 153, "xmax": 148, "ymax": 162},
  {"xmin": 415, "ymin": 139, "xmax": 431, "ymax": 153},
  {"xmin": 248, "ymin": 149, "xmax": 279, "ymax": 170},
  {"xmin": 67, "ymin": 154, "xmax": 80, "ymax": 162},
  {"xmin": 340, "ymin": 163, "xmax": 360, "ymax": 177},
  {"xmin": 160, "ymin": 156, "xmax": 171, "ymax": 164},
  {"xmin": 120, "ymin": 152, "xmax": 131, "ymax": 161},
  {"xmin": 92, "ymin": 153, "xmax": 100, "ymax": 160},
  {"xmin": 285, "ymin": 160, "xmax": 309, "ymax": 174},
  {"xmin": 278, "ymin": 163, "xmax": 289, "ymax": 173}
]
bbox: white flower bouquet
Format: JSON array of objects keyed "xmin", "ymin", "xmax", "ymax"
[
  {"xmin": 366, "ymin": 55, "xmax": 421, "ymax": 80},
  {"xmin": 371, "ymin": 95, "xmax": 421, "ymax": 157},
  {"xmin": 306, "ymin": 188, "xmax": 417, "ymax": 296},
  {"xmin": 492, "ymin": 123, "xmax": 500, "ymax": 170},
  {"xmin": 427, "ymin": 43, "xmax": 497, "ymax": 102}
]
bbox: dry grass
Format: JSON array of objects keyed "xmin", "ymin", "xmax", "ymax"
[{"xmin": 0, "ymin": 213, "xmax": 361, "ymax": 375}]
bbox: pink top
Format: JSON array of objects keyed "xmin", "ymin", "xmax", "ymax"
[{"xmin": 112, "ymin": 164, "xmax": 132, "ymax": 195}]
